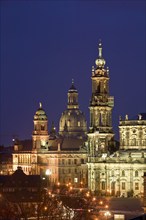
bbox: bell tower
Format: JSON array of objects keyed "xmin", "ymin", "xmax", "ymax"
[
  {"xmin": 88, "ymin": 41, "xmax": 114, "ymax": 155},
  {"xmin": 32, "ymin": 103, "xmax": 49, "ymax": 150}
]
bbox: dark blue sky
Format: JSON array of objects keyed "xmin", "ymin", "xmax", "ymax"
[{"xmin": 0, "ymin": 1, "xmax": 146, "ymax": 146}]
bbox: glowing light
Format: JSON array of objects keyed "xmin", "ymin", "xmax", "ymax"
[
  {"xmin": 104, "ymin": 211, "xmax": 111, "ymax": 217},
  {"xmin": 46, "ymin": 169, "xmax": 52, "ymax": 176},
  {"xmin": 86, "ymin": 192, "xmax": 90, "ymax": 197},
  {"xmin": 44, "ymin": 206, "xmax": 47, "ymax": 211},
  {"xmin": 99, "ymin": 200, "xmax": 103, "ymax": 205}
]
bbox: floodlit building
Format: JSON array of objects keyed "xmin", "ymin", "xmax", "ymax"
[
  {"xmin": 87, "ymin": 42, "xmax": 146, "ymax": 197},
  {"xmin": 11, "ymin": 41, "xmax": 146, "ymax": 197},
  {"xmin": 13, "ymin": 82, "xmax": 88, "ymax": 187}
]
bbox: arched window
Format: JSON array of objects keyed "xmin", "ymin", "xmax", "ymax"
[
  {"xmin": 41, "ymin": 125, "xmax": 45, "ymax": 131},
  {"xmin": 122, "ymin": 182, "xmax": 126, "ymax": 190},
  {"xmin": 131, "ymin": 138, "xmax": 136, "ymax": 146}
]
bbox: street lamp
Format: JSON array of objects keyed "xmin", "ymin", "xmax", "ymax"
[
  {"xmin": 104, "ymin": 211, "xmax": 111, "ymax": 219},
  {"xmin": 46, "ymin": 169, "xmax": 52, "ymax": 188}
]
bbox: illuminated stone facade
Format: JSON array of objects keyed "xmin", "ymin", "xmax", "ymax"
[
  {"xmin": 144, "ymin": 172, "xmax": 146, "ymax": 210},
  {"xmin": 13, "ymin": 83, "xmax": 88, "ymax": 187},
  {"xmin": 87, "ymin": 43, "xmax": 146, "ymax": 197},
  {"xmin": 12, "ymin": 42, "xmax": 146, "ymax": 197},
  {"xmin": 119, "ymin": 114, "xmax": 146, "ymax": 150}
]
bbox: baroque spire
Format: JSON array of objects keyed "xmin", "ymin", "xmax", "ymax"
[{"xmin": 95, "ymin": 39, "xmax": 106, "ymax": 68}]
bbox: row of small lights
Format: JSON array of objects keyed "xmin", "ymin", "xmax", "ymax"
[{"xmin": 44, "ymin": 179, "xmax": 112, "ymax": 219}]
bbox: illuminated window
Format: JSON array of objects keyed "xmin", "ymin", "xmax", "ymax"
[
  {"xmin": 101, "ymin": 181, "xmax": 105, "ymax": 190},
  {"xmin": 135, "ymin": 182, "xmax": 139, "ymax": 190},
  {"xmin": 122, "ymin": 182, "xmax": 126, "ymax": 190},
  {"xmin": 67, "ymin": 120, "xmax": 70, "ymax": 126},
  {"xmin": 78, "ymin": 121, "xmax": 81, "ymax": 126},
  {"xmin": 74, "ymin": 178, "xmax": 78, "ymax": 183}
]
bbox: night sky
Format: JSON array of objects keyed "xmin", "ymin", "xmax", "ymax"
[{"xmin": 0, "ymin": 1, "xmax": 146, "ymax": 147}]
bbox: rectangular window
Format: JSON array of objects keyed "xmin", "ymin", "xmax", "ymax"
[
  {"xmin": 101, "ymin": 181, "xmax": 105, "ymax": 190},
  {"xmin": 81, "ymin": 158, "xmax": 84, "ymax": 164},
  {"xmin": 74, "ymin": 178, "xmax": 78, "ymax": 183},
  {"xmin": 63, "ymin": 169, "xmax": 65, "ymax": 174},
  {"xmin": 135, "ymin": 182, "xmax": 139, "ymax": 190},
  {"xmin": 122, "ymin": 182, "xmax": 125, "ymax": 190},
  {"xmin": 74, "ymin": 159, "xmax": 77, "ymax": 164},
  {"xmin": 68, "ymin": 159, "xmax": 71, "ymax": 165},
  {"xmin": 62, "ymin": 159, "xmax": 64, "ymax": 165}
]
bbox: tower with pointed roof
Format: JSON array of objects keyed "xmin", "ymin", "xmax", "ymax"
[
  {"xmin": 32, "ymin": 103, "xmax": 49, "ymax": 150},
  {"xmin": 88, "ymin": 41, "xmax": 114, "ymax": 155},
  {"xmin": 59, "ymin": 80, "xmax": 87, "ymax": 139}
]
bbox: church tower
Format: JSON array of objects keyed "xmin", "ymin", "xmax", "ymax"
[
  {"xmin": 32, "ymin": 103, "xmax": 49, "ymax": 150},
  {"xmin": 88, "ymin": 41, "xmax": 114, "ymax": 155}
]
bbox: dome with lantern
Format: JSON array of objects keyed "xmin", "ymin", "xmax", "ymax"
[
  {"xmin": 34, "ymin": 103, "xmax": 48, "ymax": 121},
  {"xmin": 59, "ymin": 81, "xmax": 87, "ymax": 139}
]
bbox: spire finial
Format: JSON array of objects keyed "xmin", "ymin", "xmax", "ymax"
[
  {"xmin": 95, "ymin": 39, "xmax": 105, "ymax": 67},
  {"xmin": 72, "ymin": 79, "xmax": 74, "ymax": 84},
  {"xmin": 98, "ymin": 39, "xmax": 102, "ymax": 58},
  {"xmin": 39, "ymin": 102, "xmax": 42, "ymax": 108}
]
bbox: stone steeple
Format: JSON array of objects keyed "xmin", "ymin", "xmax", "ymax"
[{"xmin": 88, "ymin": 41, "xmax": 114, "ymax": 155}]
